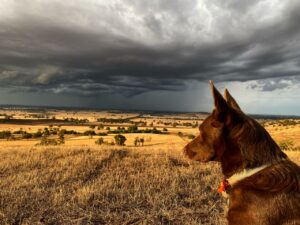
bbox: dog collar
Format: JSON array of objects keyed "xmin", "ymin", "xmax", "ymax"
[
  {"xmin": 217, "ymin": 179, "xmax": 231, "ymax": 198},
  {"xmin": 218, "ymin": 179, "xmax": 231, "ymax": 193},
  {"xmin": 218, "ymin": 163, "xmax": 271, "ymax": 197}
]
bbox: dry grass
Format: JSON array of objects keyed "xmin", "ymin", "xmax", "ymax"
[
  {"xmin": 1, "ymin": 113, "xmax": 300, "ymax": 225},
  {"xmin": 1, "ymin": 143, "xmax": 298, "ymax": 225},
  {"xmin": 266, "ymin": 124, "xmax": 300, "ymax": 148},
  {"xmin": 0, "ymin": 144, "xmax": 228, "ymax": 225}
]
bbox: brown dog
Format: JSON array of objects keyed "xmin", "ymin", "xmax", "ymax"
[{"xmin": 184, "ymin": 81, "xmax": 300, "ymax": 225}]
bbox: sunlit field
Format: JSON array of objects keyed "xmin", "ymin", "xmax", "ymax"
[{"xmin": 0, "ymin": 109, "xmax": 299, "ymax": 224}]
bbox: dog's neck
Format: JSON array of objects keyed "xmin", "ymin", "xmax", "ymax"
[
  {"xmin": 220, "ymin": 145, "xmax": 286, "ymax": 178},
  {"xmin": 219, "ymin": 140, "xmax": 245, "ymax": 178}
]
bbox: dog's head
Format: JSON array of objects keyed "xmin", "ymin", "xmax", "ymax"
[
  {"xmin": 183, "ymin": 81, "xmax": 287, "ymax": 176},
  {"xmin": 183, "ymin": 81, "xmax": 246, "ymax": 163}
]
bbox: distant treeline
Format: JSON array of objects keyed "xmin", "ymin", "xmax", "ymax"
[
  {"xmin": 0, "ymin": 118, "xmax": 88, "ymax": 125},
  {"xmin": 97, "ymin": 118, "xmax": 132, "ymax": 123},
  {"xmin": 156, "ymin": 121, "xmax": 199, "ymax": 128},
  {"xmin": 109, "ymin": 125, "xmax": 164, "ymax": 134},
  {"xmin": 0, "ymin": 125, "xmax": 166, "ymax": 140},
  {"xmin": 261, "ymin": 119, "xmax": 300, "ymax": 127}
]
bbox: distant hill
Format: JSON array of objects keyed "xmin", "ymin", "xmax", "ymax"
[{"xmin": 0, "ymin": 104, "xmax": 299, "ymax": 120}]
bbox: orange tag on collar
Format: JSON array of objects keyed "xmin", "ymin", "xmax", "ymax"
[{"xmin": 218, "ymin": 180, "xmax": 230, "ymax": 193}]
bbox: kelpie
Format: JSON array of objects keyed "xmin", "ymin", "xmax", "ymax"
[{"xmin": 184, "ymin": 81, "xmax": 300, "ymax": 225}]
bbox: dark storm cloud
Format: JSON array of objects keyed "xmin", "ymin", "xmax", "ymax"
[{"xmin": 1, "ymin": 0, "xmax": 300, "ymax": 96}]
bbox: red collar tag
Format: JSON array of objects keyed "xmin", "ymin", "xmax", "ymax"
[{"xmin": 217, "ymin": 179, "xmax": 231, "ymax": 193}]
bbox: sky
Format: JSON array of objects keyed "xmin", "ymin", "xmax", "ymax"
[{"xmin": 0, "ymin": 0, "xmax": 300, "ymax": 115}]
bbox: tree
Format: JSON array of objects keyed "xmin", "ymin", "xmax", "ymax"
[
  {"xmin": 134, "ymin": 137, "xmax": 140, "ymax": 146},
  {"xmin": 58, "ymin": 133, "xmax": 65, "ymax": 144},
  {"xmin": 134, "ymin": 137, "xmax": 144, "ymax": 146},
  {"xmin": 98, "ymin": 124, "xmax": 104, "ymax": 130},
  {"xmin": 83, "ymin": 130, "xmax": 96, "ymax": 136},
  {"xmin": 140, "ymin": 137, "xmax": 144, "ymax": 146},
  {"xmin": 43, "ymin": 128, "xmax": 50, "ymax": 136},
  {"xmin": 0, "ymin": 131, "xmax": 11, "ymax": 139},
  {"xmin": 114, "ymin": 134, "xmax": 126, "ymax": 146},
  {"xmin": 95, "ymin": 137, "xmax": 104, "ymax": 145},
  {"xmin": 127, "ymin": 125, "xmax": 138, "ymax": 133},
  {"xmin": 58, "ymin": 129, "xmax": 66, "ymax": 136}
]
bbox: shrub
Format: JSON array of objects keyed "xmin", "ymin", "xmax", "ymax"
[
  {"xmin": 22, "ymin": 132, "xmax": 33, "ymax": 139},
  {"xmin": 114, "ymin": 134, "xmax": 126, "ymax": 146},
  {"xmin": 13, "ymin": 130, "xmax": 25, "ymax": 134},
  {"xmin": 187, "ymin": 134, "xmax": 195, "ymax": 139},
  {"xmin": 33, "ymin": 131, "xmax": 43, "ymax": 138},
  {"xmin": 278, "ymin": 140, "xmax": 294, "ymax": 151},
  {"xmin": 37, "ymin": 136, "xmax": 59, "ymax": 146}
]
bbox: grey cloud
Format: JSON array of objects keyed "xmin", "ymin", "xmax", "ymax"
[
  {"xmin": 248, "ymin": 76, "xmax": 300, "ymax": 92},
  {"xmin": 0, "ymin": 0, "xmax": 300, "ymax": 97},
  {"xmin": 249, "ymin": 81, "xmax": 290, "ymax": 92}
]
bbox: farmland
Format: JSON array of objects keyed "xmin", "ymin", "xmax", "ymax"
[{"xmin": 0, "ymin": 107, "xmax": 299, "ymax": 224}]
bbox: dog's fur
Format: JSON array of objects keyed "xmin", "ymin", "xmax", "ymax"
[{"xmin": 183, "ymin": 81, "xmax": 300, "ymax": 225}]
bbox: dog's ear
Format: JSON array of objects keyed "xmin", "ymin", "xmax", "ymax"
[
  {"xmin": 224, "ymin": 88, "xmax": 243, "ymax": 113},
  {"xmin": 210, "ymin": 81, "xmax": 230, "ymax": 121}
]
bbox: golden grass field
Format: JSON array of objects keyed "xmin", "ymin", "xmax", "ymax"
[{"xmin": 0, "ymin": 109, "xmax": 299, "ymax": 225}]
